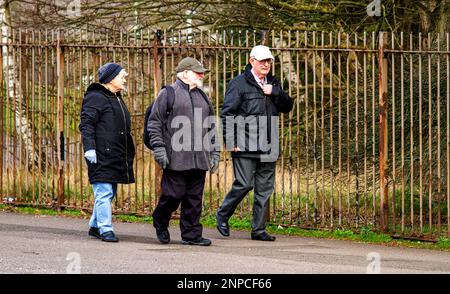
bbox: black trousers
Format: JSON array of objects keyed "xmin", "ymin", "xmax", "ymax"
[
  {"xmin": 152, "ymin": 169, "xmax": 206, "ymax": 241},
  {"xmin": 217, "ymin": 157, "xmax": 276, "ymax": 236}
]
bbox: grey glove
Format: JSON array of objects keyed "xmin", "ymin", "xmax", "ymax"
[
  {"xmin": 153, "ymin": 147, "xmax": 169, "ymax": 169},
  {"xmin": 209, "ymin": 151, "xmax": 220, "ymax": 174}
]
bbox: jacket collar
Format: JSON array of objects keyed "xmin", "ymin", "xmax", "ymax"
[
  {"xmin": 176, "ymin": 78, "xmax": 190, "ymax": 90},
  {"xmin": 86, "ymin": 82, "xmax": 121, "ymax": 98},
  {"xmin": 244, "ymin": 63, "xmax": 275, "ymax": 87},
  {"xmin": 176, "ymin": 77, "xmax": 201, "ymax": 92}
]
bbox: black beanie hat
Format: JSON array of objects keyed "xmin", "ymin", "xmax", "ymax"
[{"xmin": 98, "ymin": 63, "xmax": 123, "ymax": 84}]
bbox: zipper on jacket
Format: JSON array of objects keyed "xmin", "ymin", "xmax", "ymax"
[
  {"xmin": 189, "ymin": 90, "xmax": 198, "ymax": 169},
  {"xmin": 116, "ymin": 96, "xmax": 130, "ymax": 183}
]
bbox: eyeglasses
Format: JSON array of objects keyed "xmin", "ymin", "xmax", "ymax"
[{"xmin": 254, "ymin": 58, "xmax": 273, "ymax": 65}]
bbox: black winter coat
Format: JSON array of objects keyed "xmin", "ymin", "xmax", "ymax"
[
  {"xmin": 221, "ymin": 64, "xmax": 293, "ymax": 160},
  {"xmin": 79, "ymin": 83, "xmax": 135, "ymax": 184}
]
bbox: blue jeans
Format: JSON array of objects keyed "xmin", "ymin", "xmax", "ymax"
[{"xmin": 89, "ymin": 182, "xmax": 117, "ymax": 234}]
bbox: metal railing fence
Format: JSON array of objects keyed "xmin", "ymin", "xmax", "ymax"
[{"xmin": 1, "ymin": 29, "xmax": 449, "ymax": 240}]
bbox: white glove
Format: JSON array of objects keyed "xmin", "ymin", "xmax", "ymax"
[{"xmin": 84, "ymin": 149, "xmax": 97, "ymax": 164}]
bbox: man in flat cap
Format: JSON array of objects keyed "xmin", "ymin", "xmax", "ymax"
[{"xmin": 148, "ymin": 57, "xmax": 220, "ymax": 246}]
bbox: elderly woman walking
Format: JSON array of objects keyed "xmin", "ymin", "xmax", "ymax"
[{"xmin": 79, "ymin": 63, "xmax": 135, "ymax": 242}]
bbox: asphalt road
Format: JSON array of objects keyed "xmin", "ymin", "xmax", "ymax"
[{"xmin": 1, "ymin": 211, "xmax": 450, "ymax": 274}]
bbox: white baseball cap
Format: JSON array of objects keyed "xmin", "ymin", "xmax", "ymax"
[{"xmin": 250, "ymin": 45, "xmax": 274, "ymax": 61}]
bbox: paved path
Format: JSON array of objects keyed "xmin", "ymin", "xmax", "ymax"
[{"xmin": 1, "ymin": 212, "xmax": 449, "ymax": 274}]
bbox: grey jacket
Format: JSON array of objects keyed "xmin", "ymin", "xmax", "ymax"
[{"xmin": 148, "ymin": 79, "xmax": 218, "ymax": 171}]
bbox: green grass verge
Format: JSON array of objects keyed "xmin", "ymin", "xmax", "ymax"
[{"xmin": 0, "ymin": 203, "xmax": 449, "ymax": 251}]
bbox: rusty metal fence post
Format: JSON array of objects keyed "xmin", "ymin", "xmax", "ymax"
[{"xmin": 379, "ymin": 32, "xmax": 389, "ymax": 231}]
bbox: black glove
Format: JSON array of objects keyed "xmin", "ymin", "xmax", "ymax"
[
  {"xmin": 153, "ymin": 147, "xmax": 169, "ymax": 169},
  {"xmin": 209, "ymin": 151, "xmax": 220, "ymax": 174}
]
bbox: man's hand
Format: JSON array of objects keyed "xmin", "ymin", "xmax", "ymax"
[
  {"xmin": 84, "ymin": 149, "xmax": 97, "ymax": 164},
  {"xmin": 153, "ymin": 147, "xmax": 169, "ymax": 169},
  {"xmin": 262, "ymin": 84, "xmax": 272, "ymax": 95},
  {"xmin": 233, "ymin": 146, "xmax": 241, "ymax": 152},
  {"xmin": 209, "ymin": 151, "xmax": 221, "ymax": 174}
]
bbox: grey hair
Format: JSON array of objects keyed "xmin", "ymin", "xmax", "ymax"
[{"xmin": 176, "ymin": 72, "xmax": 185, "ymax": 79}]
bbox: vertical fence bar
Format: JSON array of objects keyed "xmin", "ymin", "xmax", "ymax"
[
  {"xmin": 320, "ymin": 31, "xmax": 325, "ymax": 226},
  {"xmin": 18, "ymin": 29, "xmax": 25, "ymax": 200},
  {"xmin": 56, "ymin": 31, "xmax": 65, "ymax": 209},
  {"xmin": 447, "ymin": 32, "xmax": 450, "ymax": 238},
  {"xmin": 64, "ymin": 33, "xmax": 70, "ymax": 208},
  {"xmin": 419, "ymin": 32, "xmax": 423, "ymax": 234},
  {"xmin": 78, "ymin": 29, "xmax": 84, "ymax": 209},
  {"xmin": 409, "ymin": 32, "xmax": 415, "ymax": 233},
  {"xmin": 30, "ymin": 31, "xmax": 35, "ymax": 204},
  {"xmin": 44, "ymin": 29, "xmax": 49, "ymax": 204},
  {"xmin": 151, "ymin": 30, "xmax": 157, "ymax": 211},
  {"xmin": 0, "ymin": 38, "xmax": 3, "ymax": 199},
  {"xmin": 16, "ymin": 29, "xmax": 23, "ymax": 203},
  {"xmin": 153, "ymin": 31, "xmax": 162, "ymax": 203},
  {"xmin": 312, "ymin": 31, "xmax": 317, "ymax": 225},
  {"xmin": 11, "ymin": 29, "xmax": 17, "ymax": 201},
  {"xmin": 363, "ymin": 32, "xmax": 368, "ymax": 227},
  {"xmin": 391, "ymin": 32, "xmax": 396, "ymax": 232},
  {"xmin": 437, "ymin": 33, "xmax": 441, "ymax": 236},
  {"xmin": 37, "ymin": 31, "xmax": 43, "ymax": 205},
  {"xmin": 355, "ymin": 33, "xmax": 360, "ymax": 229},
  {"xmin": 304, "ymin": 31, "xmax": 310, "ymax": 224},
  {"xmin": 427, "ymin": 32, "xmax": 433, "ymax": 237},
  {"xmin": 379, "ymin": 32, "xmax": 389, "ymax": 232},
  {"xmin": 140, "ymin": 31, "xmax": 145, "ymax": 214},
  {"xmin": 215, "ymin": 30, "xmax": 221, "ymax": 211},
  {"xmin": 372, "ymin": 32, "xmax": 377, "ymax": 227},
  {"xmin": 329, "ymin": 31, "xmax": 334, "ymax": 229},
  {"xmin": 346, "ymin": 33, "xmax": 350, "ymax": 226},
  {"xmin": 295, "ymin": 30, "xmax": 301, "ymax": 224},
  {"xmin": 288, "ymin": 30, "xmax": 293, "ymax": 224},
  {"xmin": 401, "ymin": 32, "xmax": 405, "ymax": 233},
  {"xmin": 338, "ymin": 32, "xmax": 342, "ymax": 226},
  {"xmin": 5, "ymin": 27, "xmax": 11, "ymax": 201}
]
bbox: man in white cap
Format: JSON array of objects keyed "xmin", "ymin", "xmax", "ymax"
[{"xmin": 217, "ymin": 45, "xmax": 293, "ymax": 241}]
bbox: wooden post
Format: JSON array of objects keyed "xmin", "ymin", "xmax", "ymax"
[
  {"xmin": 56, "ymin": 31, "xmax": 65, "ymax": 210},
  {"xmin": 379, "ymin": 32, "xmax": 389, "ymax": 231}
]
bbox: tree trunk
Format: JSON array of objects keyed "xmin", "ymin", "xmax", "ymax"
[{"xmin": 1, "ymin": 0, "xmax": 45, "ymax": 170}]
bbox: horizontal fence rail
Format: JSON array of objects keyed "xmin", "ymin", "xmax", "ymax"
[{"xmin": 0, "ymin": 29, "xmax": 449, "ymax": 240}]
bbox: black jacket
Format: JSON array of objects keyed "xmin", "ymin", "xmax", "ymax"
[
  {"xmin": 148, "ymin": 79, "xmax": 218, "ymax": 171},
  {"xmin": 79, "ymin": 83, "xmax": 135, "ymax": 184},
  {"xmin": 221, "ymin": 64, "xmax": 293, "ymax": 160}
]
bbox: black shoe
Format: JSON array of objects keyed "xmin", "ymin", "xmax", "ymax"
[
  {"xmin": 251, "ymin": 232, "xmax": 276, "ymax": 241},
  {"xmin": 156, "ymin": 228, "xmax": 170, "ymax": 244},
  {"xmin": 181, "ymin": 237, "xmax": 212, "ymax": 246},
  {"xmin": 101, "ymin": 231, "xmax": 119, "ymax": 242},
  {"xmin": 88, "ymin": 227, "xmax": 101, "ymax": 239},
  {"xmin": 216, "ymin": 214, "xmax": 230, "ymax": 237}
]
